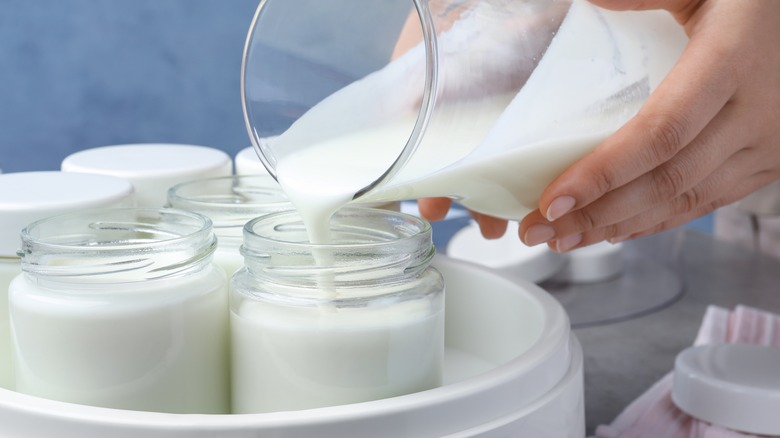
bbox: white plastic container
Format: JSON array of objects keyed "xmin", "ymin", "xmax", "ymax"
[
  {"xmin": 234, "ymin": 146, "xmax": 269, "ymax": 176},
  {"xmin": 0, "ymin": 255, "xmax": 583, "ymax": 437},
  {"xmin": 0, "ymin": 171, "xmax": 134, "ymax": 390},
  {"xmin": 447, "ymin": 221, "xmax": 566, "ymax": 283},
  {"xmin": 673, "ymin": 344, "xmax": 780, "ymax": 436},
  {"xmin": 61, "ymin": 144, "xmax": 232, "ymax": 208},
  {"xmin": 231, "ymin": 208, "xmax": 445, "ymax": 413},
  {"xmin": 166, "ymin": 175, "xmax": 292, "ymax": 278},
  {"xmin": 8, "ymin": 208, "xmax": 229, "ymax": 414}
]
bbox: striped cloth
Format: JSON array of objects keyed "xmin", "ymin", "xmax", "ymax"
[{"xmin": 594, "ymin": 305, "xmax": 780, "ymax": 438}]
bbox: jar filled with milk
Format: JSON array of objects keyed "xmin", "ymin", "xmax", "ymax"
[
  {"xmin": 231, "ymin": 207, "xmax": 445, "ymax": 413},
  {"xmin": 242, "ymin": 0, "xmax": 686, "ymax": 227},
  {"xmin": 0, "ymin": 172, "xmax": 134, "ymax": 391},
  {"xmin": 9, "ymin": 209, "xmax": 230, "ymax": 414},
  {"xmin": 167, "ymin": 175, "xmax": 292, "ymax": 278}
]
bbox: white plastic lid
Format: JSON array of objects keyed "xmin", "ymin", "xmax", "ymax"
[
  {"xmin": 61, "ymin": 144, "xmax": 232, "ymax": 208},
  {"xmin": 673, "ymin": 344, "xmax": 780, "ymax": 435},
  {"xmin": 446, "ymin": 221, "xmax": 565, "ymax": 283},
  {"xmin": 551, "ymin": 241, "xmax": 624, "ymax": 283},
  {"xmin": 234, "ymin": 146, "xmax": 270, "ymax": 176},
  {"xmin": 0, "ymin": 171, "xmax": 135, "ymax": 256}
]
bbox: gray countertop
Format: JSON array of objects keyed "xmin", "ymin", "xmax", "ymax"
[
  {"xmin": 431, "ymin": 215, "xmax": 780, "ymax": 434},
  {"xmin": 571, "ymin": 230, "xmax": 780, "ymax": 433}
]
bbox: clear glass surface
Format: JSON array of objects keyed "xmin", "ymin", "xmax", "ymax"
[
  {"xmin": 167, "ymin": 175, "xmax": 292, "ymax": 277},
  {"xmin": 0, "ymin": 258, "xmax": 20, "ymax": 390},
  {"xmin": 241, "ymin": 0, "xmax": 682, "ymax": 219},
  {"xmin": 10, "ymin": 209, "xmax": 229, "ymax": 414},
  {"xmin": 231, "ymin": 207, "xmax": 445, "ymax": 413},
  {"xmin": 242, "ymin": 0, "xmax": 568, "ymax": 201}
]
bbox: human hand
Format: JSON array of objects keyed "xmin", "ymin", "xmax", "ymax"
[
  {"xmin": 418, "ymin": 197, "xmax": 508, "ymax": 239},
  {"xmin": 518, "ymin": 0, "xmax": 780, "ymax": 252}
]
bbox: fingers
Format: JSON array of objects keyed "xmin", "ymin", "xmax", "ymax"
[
  {"xmin": 619, "ymin": 171, "xmax": 780, "ymax": 242},
  {"xmin": 418, "ymin": 197, "xmax": 508, "ymax": 239},
  {"xmin": 469, "ymin": 211, "xmax": 508, "ymax": 239},
  {"xmin": 417, "ymin": 197, "xmax": 452, "ymax": 221},
  {"xmin": 533, "ymin": 24, "xmax": 738, "ymax": 226},
  {"xmin": 587, "ymin": 0, "xmax": 704, "ymax": 21},
  {"xmin": 523, "ymin": 97, "xmax": 751, "ymax": 241},
  {"xmin": 528, "ymin": 146, "xmax": 777, "ymax": 252}
]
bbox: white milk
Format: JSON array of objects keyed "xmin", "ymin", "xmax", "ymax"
[
  {"xmin": 0, "ymin": 259, "xmax": 19, "ymax": 389},
  {"xmin": 231, "ymin": 209, "xmax": 445, "ymax": 413},
  {"xmin": 9, "ymin": 265, "xmax": 229, "ymax": 414},
  {"xmin": 270, "ymin": 0, "xmax": 685, "ymax": 242},
  {"xmin": 215, "ymin": 248, "xmax": 246, "ymax": 280},
  {"xmin": 231, "ymin": 296, "xmax": 444, "ymax": 413},
  {"xmin": 0, "ymin": 171, "xmax": 135, "ymax": 391},
  {"xmin": 9, "ymin": 208, "xmax": 230, "ymax": 414},
  {"xmin": 277, "ymin": 119, "xmax": 608, "ymax": 234}
]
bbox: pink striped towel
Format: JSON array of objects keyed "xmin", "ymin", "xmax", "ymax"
[{"xmin": 594, "ymin": 305, "xmax": 780, "ymax": 438}]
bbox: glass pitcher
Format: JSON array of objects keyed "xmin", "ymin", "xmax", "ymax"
[{"xmin": 241, "ymin": 0, "xmax": 686, "ymax": 220}]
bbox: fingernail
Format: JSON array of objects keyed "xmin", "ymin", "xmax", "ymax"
[
  {"xmin": 546, "ymin": 196, "xmax": 576, "ymax": 222},
  {"xmin": 555, "ymin": 233, "xmax": 582, "ymax": 253},
  {"xmin": 524, "ymin": 224, "xmax": 555, "ymax": 246}
]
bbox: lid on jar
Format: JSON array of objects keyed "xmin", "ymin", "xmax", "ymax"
[
  {"xmin": 61, "ymin": 144, "xmax": 232, "ymax": 207},
  {"xmin": 672, "ymin": 344, "xmax": 780, "ymax": 436},
  {"xmin": 234, "ymin": 146, "xmax": 271, "ymax": 176},
  {"xmin": 0, "ymin": 171, "xmax": 135, "ymax": 257}
]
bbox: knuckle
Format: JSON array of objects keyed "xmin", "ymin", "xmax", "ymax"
[
  {"xmin": 651, "ymin": 164, "xmax": 688, "ymax": 201},
  {"xmin": 672, "ymin": 187, "xmax": 702, "ymax": 215},
  {"xmin": 572, "ymin": 207, "xmax": 600, "ymax": 232},
  {"xmin": 644, "ymin": 114, "xmax": 690, "ymax": 161},
  {"xmin": 602, "ymin": 223, "xmax": 620, "ymax": 240},
  {"xmin": 591, "ymin": 168, "xmax": 617, "ymax": 197}
]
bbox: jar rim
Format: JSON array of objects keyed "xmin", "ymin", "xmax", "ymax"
[
  {"xmin": 167, "ymin": 175, "xmax": 291, "ymax": 214},
  {"xmin": 242, "ymin": 207, "xmax": 432, "ymax": 251},
  {"xmin": 22, "ymin": 208, "xmax": 212, "ymax": 251},
  {"xmin": 236, "ymin": 207, "xmax": 439, "ymax": 303},
  {"xmin": 20, "ymin": 208, "xmax": 217, "ymax": 282}
]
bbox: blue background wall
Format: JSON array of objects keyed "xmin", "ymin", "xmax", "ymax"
[{"xmin": 0, "ymin": 0, "xmax": 259, "ymax": 173}]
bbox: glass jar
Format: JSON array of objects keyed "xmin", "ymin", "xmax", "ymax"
[
  {"xmin": 0, "ymin": 171, "xmax": 134, "ymax": 390},
  {"xmin": 9, "ymin": 208, "xmax": 229, "ymax": 414},
  {"xmin": 0, "ymin": 256, "xmax": 21, "ymax": 390},
  {"xmin": 167, "ymin": 175, "xmax": 292, "ymax": 279},
  {"xmin": 231, "ymin": 207, "xmax": 445, "ymax": 414}
]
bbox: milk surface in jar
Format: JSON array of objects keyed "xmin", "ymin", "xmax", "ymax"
[
  {"xmin": 62, "ymin": 143, "xmax": 232, "ymax": 208},
  {"xmin": 0, "ymin": 171, "xmax": 134, "ymax": 390},
  {"xmin": 231, "ymin": 208, "xmax": 445, "ymax": 413},
  {"xmin": 167, "ymin": 175, "xmax": 293, "ymax": 278},
  {"xmin": 9, "ymin": 208, "xmax": 229, "ymax": 414}
]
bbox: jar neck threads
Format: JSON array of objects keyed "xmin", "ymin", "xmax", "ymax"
[
  {"xmin": 239, "ymin": 208, "xmax": 435, "ymax": 296},
  {"xmin": 20, "ymin": 209, "xmax": 217, "ymax": 284}
]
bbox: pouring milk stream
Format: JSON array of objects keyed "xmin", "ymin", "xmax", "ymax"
[{"xmin": 243, "ymin": 0, "xmax": 687, "ymax": 245}]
